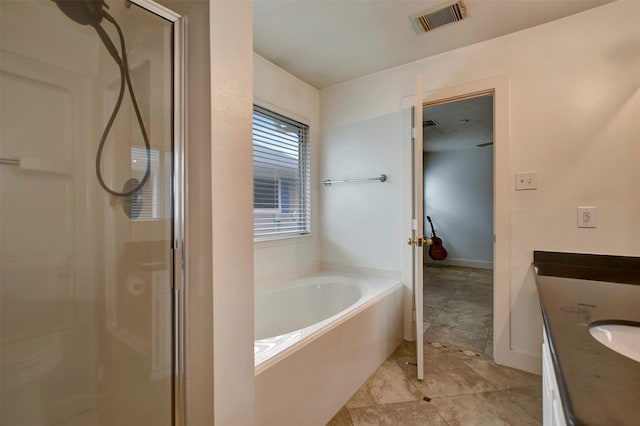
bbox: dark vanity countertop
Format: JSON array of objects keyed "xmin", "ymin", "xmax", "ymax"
[{"xmin": 534, "ymin": 251, "xmax": 640, "ymax": 426}]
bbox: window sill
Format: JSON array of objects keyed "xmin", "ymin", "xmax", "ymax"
[{"xmin": 253, "ymin": 233, "xmax": 313, "ymax": 248}]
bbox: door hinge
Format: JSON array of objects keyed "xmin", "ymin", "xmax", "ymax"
[{"xmin": 411, "ymin": 127, "xmax": 417, "ymax": 139}]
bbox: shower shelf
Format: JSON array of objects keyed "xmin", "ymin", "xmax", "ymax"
[{"xmin": 0, "ymin": 156, "xmax": 73, "ymax": 176}]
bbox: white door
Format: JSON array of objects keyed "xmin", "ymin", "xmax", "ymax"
[{"xmin": 411, "ymin": 75, "xmax": 425, "ymax": 380}]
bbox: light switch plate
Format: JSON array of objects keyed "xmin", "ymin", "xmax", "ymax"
[
  {"xmin": 515, "ymin": 172, "xmax": 537, "ymax": 190},
  {"xmin": 577, "ymin": 207, "xmax": 596, "ymax": 228}
]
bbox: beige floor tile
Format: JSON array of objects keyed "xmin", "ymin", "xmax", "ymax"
[
  {"xmin": 423, "ymin": 343, "xmax": 450, "ymax": 357},
  {"xmin": 462, "ymin": 358, "xmax": 541, "ymax": 390},
  {"xmin": 335, "ymin": 265, "xmax": 515, "ymax": 424},
  {"xmin": 431, "ymin": 390, "xmax": 540, "ymax": 426},
  {"xmin": 452, "ymin": 285, "xmax": 493, "ymax": 307},
  {"xmin": 434, "ymin": 271, "xmax": 468, "ymax": 281},
  {"xmin": 433, "ymin": 299, "xmax": 492, "ymax": 334},
  {"xmin": 424, "ymin": 265, "xmax": 494, "ymax": 356},
  {"xmin": 424, "ymin": 286, "xmax": 457, "ymax": 308},
  {"xmin": 504, "ymin": 385, "xmax": 543, "ymax": 422},
  {"xmin": 425, "ymin": 277, "xmax": 467, "ymax": 290},
  {"xmin": 439, "ymin": 345, "xmax": 493, "ymax": 362},
  {"xmin": 392, "ymin": 341, "xmax": 484, "ymax": 372},
  {"xmin": 468, "ymin": 270, "xmax": 493, "ymax": 278},
  {"xmin": 484, "ymin": 339, "xmax": 494, "ymax": 358},
  {"xmin": 389, "ymin": 340, "xmax": 416, "ymax": 359},
  {"xmin": 327, "ymin": 407, "xmax": 354, "ymax": 426},
  {"xmin": 391, "ymin": 340, "xmax": 461, "ymax": 364},
  {"xmin": 424, "ymin": 304, "xmax": 442, "ymax": 322},
  {"xmin": 346, "ymin": 359, "xmax": 423, "ymax": 409},
  {"xmin": 424, "ymin": 323, "xmax": 488, "ymax": 353},
  {"xmin": 348, "ymin": 401, "xmax": 448, "ymax": 426},
  {"xmin": 468, "ymin": 271, "xmax": 493, "ymax": 283},
  {"xmin": 401, "ymin": 352, "xmax": 496, "ymax": 398},
  {"xmin": 472, "ymin": 277, "xmax": 494, "ymax": 286},
  {"xmin": 423, "ymin": 341, "xmax": 486, "ymax": 361}
]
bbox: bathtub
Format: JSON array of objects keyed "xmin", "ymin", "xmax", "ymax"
[{"xmin": 254, "ymin": 272, "xmax": 404, "ymax": 426}]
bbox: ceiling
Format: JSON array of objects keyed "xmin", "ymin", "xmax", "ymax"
[
  {"xmin": 254, "ymin": 0, "xmax": 613, "ymax": 89},
  {"xmin": 423, "ymin": 95, "xmax": 493, "ymax": 152}
]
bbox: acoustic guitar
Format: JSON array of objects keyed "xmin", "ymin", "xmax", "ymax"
[{"xmin": 427, "ymin": 216, "xmax": 448, "ymax": 261}]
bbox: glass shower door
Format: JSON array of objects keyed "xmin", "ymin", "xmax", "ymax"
[{"xmin": 0, "ymin": 1, "xmax": 182, "ymax": 424}]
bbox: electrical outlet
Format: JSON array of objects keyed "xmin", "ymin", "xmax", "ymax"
[
  {"xmin": 515, "ymin": 172, "xmax": 537, "ymax": 190},
  {"xmin": 577, "ymin": 207, "xmax": 596, "ymax": 228}
]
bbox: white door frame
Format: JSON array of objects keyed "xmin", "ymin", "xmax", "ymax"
[{"xmin": 401, "ymin": 74, "xmax": 515, "ymax": 369}]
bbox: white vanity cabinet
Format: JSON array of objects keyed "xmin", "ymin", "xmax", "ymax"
[{"xmin": 542, "ymin": 327, "xmax": 567, "ymax": 426}]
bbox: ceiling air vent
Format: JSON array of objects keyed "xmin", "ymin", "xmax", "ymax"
[
  {"xmin": 424, "ymin": 119, "xmax": 439, "ymax": 127},
  {"xmin": 410, "ymin": 1, "xmax": 468, "ymax": 34}
]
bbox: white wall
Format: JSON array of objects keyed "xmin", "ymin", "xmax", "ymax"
[
  {"xmin": 320, "ymin": 1, "xmax": 640, "ymax": 364},
  {"xmin": 163, "ymin": 0, "xmax": 255, "ymax": 424},
  {"xmin": 208, "ymin": 1, "xmax": 255, "ymax": 424},
  {"xmin": 253, "ymin": 54, "xmax": 321, "ymax": 287},
  {"xmin": 319, "ymin": 107, "xmax": 404, "ymax": 276},
  {"xmin": 424, "ymin": 148, "xmax": 493, "ymax": 268}
]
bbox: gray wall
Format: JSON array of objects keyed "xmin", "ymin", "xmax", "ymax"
[{"xmin": 424, "ymin": 147, "xmax": 493, "ymax": 268}]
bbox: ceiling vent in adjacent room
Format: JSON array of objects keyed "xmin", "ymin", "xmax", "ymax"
[
  {"xmin": 410, "ymin": 1, "xmax": 468, "ymax": 34},
  {"xmin": 424, "ymin": 119, "xmax": 439, "ymax": 127}
]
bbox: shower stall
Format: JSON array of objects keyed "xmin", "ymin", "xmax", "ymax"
[{"xmin": 0, "ymin": 1, "xmax": 184, "ymax": 424}]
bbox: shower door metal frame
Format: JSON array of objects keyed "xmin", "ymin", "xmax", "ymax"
[{"xmin": 127, "ymin": 1, "xmax": 186, "ymax": 425}]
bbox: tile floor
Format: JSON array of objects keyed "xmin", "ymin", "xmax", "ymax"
[
  {"xmin": 328, "ymin": 265, "xmax": 542, "ymax": 425},
  {"xmin": 423, "ymin": 264, "xmax": 494, "ymax": 357}
]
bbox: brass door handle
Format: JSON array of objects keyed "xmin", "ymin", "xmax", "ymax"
[{"xmin": 407, "ymin": 237, "xmax": 433, "ymax": 247}]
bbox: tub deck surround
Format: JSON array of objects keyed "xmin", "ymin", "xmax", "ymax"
[
  {"xmin": 534, "ymin": 251, "xmax": 640, "ymax": 426},
  {"xmin": 254, "ymin": 273, "xmax": 402, "ymax": 372},
  {"xmin": 254, "ymin": 272, "xmax": 404, "ymax": 426}
]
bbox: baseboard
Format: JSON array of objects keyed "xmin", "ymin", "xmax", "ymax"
[
  {"xmin": 495, "ymin": 349, "xmax": 542, "ymax": 375},
  {"xmin": 425, "ymin": 258, "xmax": 493, "ymax": 270}
]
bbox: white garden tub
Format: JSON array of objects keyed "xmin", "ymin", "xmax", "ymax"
[{"xmin": 254, "ymin": 272, "xmax": 403, "ymax": 426}]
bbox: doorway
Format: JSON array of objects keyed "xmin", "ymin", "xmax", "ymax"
[
  {"xmin": 402, "ymin": 75, "xmax": 510, "ymax": 370},
  {"xmin": 422, "ymin": 94, "xmax": 495, "ymax": 358}
]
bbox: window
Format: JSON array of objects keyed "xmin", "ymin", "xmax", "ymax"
[
  {"xmin": 131, "ymin": 147, "xmax": 172, "ymax": 221},
  {"xmin": 253, "ymin": 105, "xmax": 310, "ymax": 237}
]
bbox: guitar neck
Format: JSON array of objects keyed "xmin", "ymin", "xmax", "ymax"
[{"xmin": 427, "ymin": 216, "xmax": 436, "ymax": 237}]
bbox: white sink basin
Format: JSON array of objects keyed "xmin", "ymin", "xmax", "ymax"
[{"xmin": 589, "ymin": 323, "xmax": 640, "ymax": 363}]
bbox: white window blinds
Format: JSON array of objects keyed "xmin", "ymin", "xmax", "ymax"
[
  {"xmin": 253, "ymin": 105, "xmax": 310, "ymax": 237},
  {"xmin": 131, "ymin": 147, "xmax": 172, "ymax": 221}
]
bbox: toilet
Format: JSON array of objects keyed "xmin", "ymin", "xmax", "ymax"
[{"xmin": 1, "ymin": 333, "xmax": 63, "ymax": 425}]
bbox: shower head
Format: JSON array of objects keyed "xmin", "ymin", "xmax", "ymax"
[
  {"xmin": 53, "ymin": 0, "xmax": 106, "ymax": 27},
  {"xmin": 53, "ymin": 0, "xmax": 152, "ymax": 198}
]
